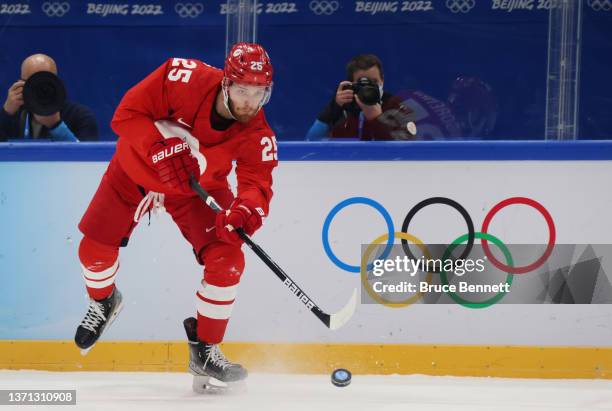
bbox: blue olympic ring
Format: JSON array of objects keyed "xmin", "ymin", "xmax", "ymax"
[{"xmin": 322, "ymin": 197, "xmax": 394, "ymax": 273}]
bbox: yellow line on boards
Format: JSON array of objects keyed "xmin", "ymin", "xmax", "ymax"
[{"xmin": 1, "ymin": 341, "xmax": 610, "ymax": 379}]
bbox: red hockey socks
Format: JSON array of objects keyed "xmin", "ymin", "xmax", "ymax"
[
  {"xmin": 195, "ymin": 243, "xmax": 245, "ymax": 343},
  {"xmin": 78, "ymin": 236, "xmax": 119, "ymax": 301}
]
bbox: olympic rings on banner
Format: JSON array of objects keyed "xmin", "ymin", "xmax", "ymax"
[
  {"xmin": 323, "ymin": 195, "xmax": 554, "ymax": 279},
  {"xmin": 480, "ymin": 197, "xmax": 555, "ymax": 274},
  {"xmin": 175, "ymin": 3, "xmax": 204, "ymax": 18},
  {"xmin": 322, "ymin": 197, "xmax": 394, "ymax": 273},
  {"xmin": 360, "ymin": 232, "xmax": 434, "ymax": 308},
  {"xmin": 400, "ymin": 197, "xmax": 475, "ymax": 263},
  {"xmin": 440, "ymin": 232, "xmax": 514, "ymax": 308},
  {"xmin": 323, "ymin": 195, "xmax": 555, "ymax": 309},
  {"xmin": 42, "ymin": 2, "xmax": 70, "ymax": 17},
  {"xmin": 309, "ymin": 0, "xmax": 340, "ymax": 15}
]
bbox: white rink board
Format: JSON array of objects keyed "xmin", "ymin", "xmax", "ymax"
[{"xmin": 0, "ymin": 160, "xmax": 611, "ymax": 345}]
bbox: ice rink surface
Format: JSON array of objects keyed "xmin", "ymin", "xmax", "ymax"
[{"xmin": 1, "ymin": 371, "xmax": 612, "ymax": 410}]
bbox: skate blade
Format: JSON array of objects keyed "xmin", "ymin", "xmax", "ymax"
[
  {"xmin": 192, "ymin": 375, "xmax": 247, "ymax": 395},
  {"xmin": 78, "ymin": 301, "xmax": 124, "ymax": 357}
]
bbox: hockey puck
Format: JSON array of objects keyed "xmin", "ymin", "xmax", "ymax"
[{"xmin": 331, "ymin": 368, "xmax": 352, "ymax": 387}]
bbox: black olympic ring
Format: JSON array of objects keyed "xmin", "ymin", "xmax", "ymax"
[{"xmin": 400, "ymin": 197, "xmax": 475, "ymax": 265}]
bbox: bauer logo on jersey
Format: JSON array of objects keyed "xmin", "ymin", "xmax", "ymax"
[{"xmin": 151, "ymin": 141, "xmax": 189, "ymax": 163}]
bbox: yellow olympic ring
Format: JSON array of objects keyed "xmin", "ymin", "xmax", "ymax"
[{"xmin": 360, "ymin": 231, "xmax": 434, "ymax": 308}]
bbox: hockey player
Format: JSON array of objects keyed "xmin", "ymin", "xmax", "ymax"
[{"xmin": 74, "ymin": 43, "xmax": 276, "ymax": 388}]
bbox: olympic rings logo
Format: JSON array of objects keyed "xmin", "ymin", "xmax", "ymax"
[
  {"xmin": 175, "ymin": 3, "xmax": 204, "ymax": 18},
  {"xmin": 42, "ymin": 2, "xmax": 70, "ymax": 17},
  {"xmin": 445, "ymin": 0, "xmax": 475, "ymax": 13},
  {"xmin": 309, "ymin": 0, "xmax": 339, "ymax": 15},
  {"xmin": 588, "ymin": 0, "xmax": 612, "ymax": 11},
  {"xmin": 322, "ymin": 196, "xmax": 556, "ymax": 308}
]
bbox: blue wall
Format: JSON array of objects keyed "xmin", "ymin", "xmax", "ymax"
[{"xmin": 1, "ymin": 1, "xmax": 610, "ymax": 140}]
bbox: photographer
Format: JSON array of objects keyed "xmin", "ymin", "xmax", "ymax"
[
  {"xmin": 0, "ymin": 54, "xmax": 98, "ymax": 141},
  {"xmin": 306, "ymin": 54, "xmax": 416, "ymax": 141}
]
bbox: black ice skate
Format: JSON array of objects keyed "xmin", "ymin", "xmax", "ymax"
[
  {"xmin": 183, "ymin": 317, "xmax": 247, "ymax": 393},
  {"xmin": 74, "ymin": 288, "xmax": 123, "ymax": 355}
]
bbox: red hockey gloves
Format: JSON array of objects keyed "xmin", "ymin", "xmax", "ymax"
[
  {"xmin": 215, "ymin": 198, "xmax": 265, "ymax": 245},
  {"xmin": 149, "ymin": 137, "xmax": 199, "ymax": 194}
]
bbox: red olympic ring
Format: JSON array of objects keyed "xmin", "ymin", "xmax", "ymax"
[{"xmin": 481, "ymin": 197, "xmax": 556, "ymax": 274}]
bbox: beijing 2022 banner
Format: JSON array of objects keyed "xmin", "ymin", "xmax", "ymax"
[{"xmin": 1, "ymin": 0, "xmax": 610, "ymax": 27}]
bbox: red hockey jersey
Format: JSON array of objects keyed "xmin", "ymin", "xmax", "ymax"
[{"xmin": 111, "ymin": 58, "xmax": 278, "ymax": 214}]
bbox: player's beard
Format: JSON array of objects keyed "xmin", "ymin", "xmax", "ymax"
[{"xmin": 230, "ymin": 101, "xmax": 259, "ymax": 123}]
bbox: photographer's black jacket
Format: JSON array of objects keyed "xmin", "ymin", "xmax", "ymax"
[
  {"xmin": 317, "ymin": 91, "xmax": 415, "ymax": 140},
  {"xmin": 0, "ymin": 101, "xmax": 99, "ymax": 141}
]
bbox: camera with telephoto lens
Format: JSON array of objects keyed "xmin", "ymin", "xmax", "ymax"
[
  {"xmin": 341, "ymin": 77, "xmax": 381, "ymax": 106},
  {"xmin": 22, "ymin": 71, "xmax": 66, "ymax": 116}
]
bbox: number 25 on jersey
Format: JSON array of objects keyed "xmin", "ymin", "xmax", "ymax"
[
  {"xmin": 261, "ymin": 136, "xmax": 278, "ymax": 161},
  {"xmin": 168, "ymin": 58, "xmax": 196, "ymax": 83}
]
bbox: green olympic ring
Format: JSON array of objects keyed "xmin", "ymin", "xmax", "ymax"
[{"xmin": 439, "ymin": 232, "xmax": 514, "ymax": 309}]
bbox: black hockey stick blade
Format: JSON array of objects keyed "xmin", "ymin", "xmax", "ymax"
[{"xmin": 190, "ymin": 176, "xmax": 357, "ymax": 330}]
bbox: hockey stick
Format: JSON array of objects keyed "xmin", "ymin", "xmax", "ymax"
[{"xmin": 190, "ymin": 177, "xmax": 357, "ymax": 330}]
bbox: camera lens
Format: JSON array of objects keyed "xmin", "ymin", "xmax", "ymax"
[
  {"xmin": 22, "ymin": 71, "xmax": 66, "ymax": 116},
  {"xmin": 358, "ymin": 85, "xmax": 380, "ymax": 105},
  {"xmin": 36, "ymin": 83, "xmax": 58, "ymax": 105}
]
